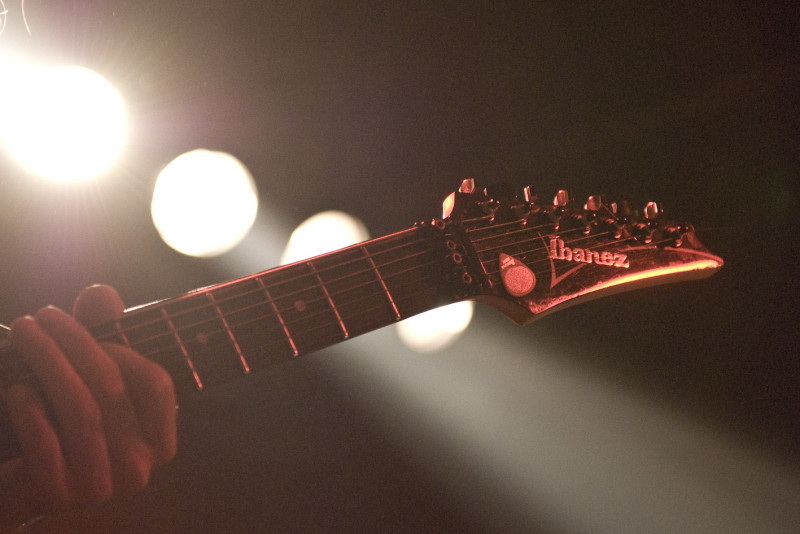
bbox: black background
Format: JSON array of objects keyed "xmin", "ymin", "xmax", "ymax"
[{"xmin": 1, "ymin": 1, "xmax": 798, "ymax": 532}]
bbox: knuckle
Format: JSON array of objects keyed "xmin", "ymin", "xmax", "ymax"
[
  {"xmin": 97, "ymin": 368, "xmax": 128, "ymax": 402},
  {"xmin": 73, "ymin": 396, "xmax": 104, "ymax": 436}
]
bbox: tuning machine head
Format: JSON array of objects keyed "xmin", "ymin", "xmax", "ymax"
[
  {"xmin": 644, "ymin": 201, "xmax": 661, "ymax": 221},
  {"xmin": 459, "ymin": 178, "xmax": 477, "ymax": 194},
  {"xmin": 522, "ymin": 185, "xmax": 537, "ymax": 204},
  {"xmin": 553, "ymin": 189, "xmax": 570, "ymax": 208},
  {"xmin": 585, "ymin": 195, "xmax": 604, "ymax": 212},
  {"xmin": 443, "ymin": 178, "xmax": 493, "ymax": 220}
]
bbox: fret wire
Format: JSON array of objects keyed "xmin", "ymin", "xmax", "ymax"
[
  {"xmin": 160, "ymin": 308, "xmax": 203, "ymax": 390},
  {"xmin": 361, "ymin": 244, "xmax": 401, "ymax": 321},
  {"xmin": 128, "ymin": 262, "xmax": 443, "ymax": 361},
  {"xmin": 206, "ymin": 291, "xmax": 250, "ymax": 373},
  {"xmin": 256, "ymin": 277, "xmax": 299, "ymax": 357},
  {"xmin": 307, "ymin": 259, "xmax": 349, "ymax": 339}
]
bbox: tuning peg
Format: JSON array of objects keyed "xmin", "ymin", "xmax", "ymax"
[
  {"xmin": 644, "ymin": 201, "xmax": 660, "ymax": 220},
  {"xmin": 522, "ymin": 185, "xmax": 537, "ymax": 203},
  {"xmin": 553, "ymin": 190, "xmax": 570, "ymax": 207},
  {"xmin": 459, "ymin": 178, "xmax": 476, "ymax": 194},
  {"xmin": 586, "ymin": 195, "xmax": 604, "ymax": 211}
]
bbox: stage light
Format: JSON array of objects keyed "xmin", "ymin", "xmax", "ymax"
[
  {"xmin": 1, "ymin": 64, "xmax": 125, "ymax": 182},
  {"xmin": 330, "ymin": 322, "xmax": 800, "ymax": 533},
  {"xmin": 396, "ymin": 301, "xmax": 474, "ymax": 353},
  {"xmin": 280, "ymin": 211, "xmax": 370, "ymax": 265},
  {"xmin": 151, "ymin": 149, "xmax": 258, "ymax": 257}
]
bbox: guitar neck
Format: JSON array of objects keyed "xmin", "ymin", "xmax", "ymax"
[
  {"xmin": 0, "ymin": 181, "xmax": 726, "ymax": 464},
  {"xmin": 3, "ymin": 225, "xmax": 454, "ymax": 393},
  {"xmin": 104, "ymin": 226, "xmax": 457, "ymax": 394},
  {"xmin": 0, "ymin": 224, "xmax": 461, "ymax": 460}
]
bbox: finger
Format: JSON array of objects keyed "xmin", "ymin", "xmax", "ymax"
[
  {"xmin": 25, "ymin": 307, "xmax": 127, "ymax": 419},
  {"xmin": 104, "ymin": 343, "xmax": 177, "ymax": 464},
  {"xmin": 72, "ymin": 285, "xmax": 125, "ymax": 326},
  {"xmin": 74, "ymin": 286, "xmax": 177, "ymax": 464},
  {"xmin": 5, "ymin": 383, "xmax": 72, "ymax": 506},
  {"xmin": 32, "ymin": 308, "xmax": 152, "ymax": 495},
  {"xmin": 9, "ymin": 314, "xmax": 112, "ymax": 503}
]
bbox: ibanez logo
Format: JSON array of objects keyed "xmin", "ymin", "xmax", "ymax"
[{"xmin": 548, "ymin": 237, "xmax": 629, "ymax": 269}]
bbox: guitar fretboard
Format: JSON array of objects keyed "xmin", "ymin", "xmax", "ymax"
[{"xmin": 88, "ymin": 226, "xmax": 448, "ymax": 394}]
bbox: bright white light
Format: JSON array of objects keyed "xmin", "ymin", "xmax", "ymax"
[
  {"xmin": 1, "ymin": 65, "xmax": 126, "ymax": 182},
  {"xmin": 280, "ymin": 211, "xmax": 370, "ymax": 264},
  {"xmin": 151, "ymin": 149, "xmax": 258, "ymax": 257},
  {"xmin": 396, "ymin": 301, "xmax": 474, "ymax": 353}
]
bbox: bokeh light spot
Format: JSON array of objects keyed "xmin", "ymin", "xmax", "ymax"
[
  {"xmin": 151, "ymin": 149, "xmax": 258, "ymax": 257},
  {"xmin": 280, "ymin": 211, "xmax": 370, "ymax": 265},
  {"xmin": 396, "ymin": 301, "xmax": 474, "ymax": 353},
  {"xmin": 1, "ymin": 65, "xmax": 126, "ymax": 182}
]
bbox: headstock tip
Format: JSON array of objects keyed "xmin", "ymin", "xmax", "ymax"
[{"xmin": 447, "ymin": 184, "xmax": 724, "ymax": 324}]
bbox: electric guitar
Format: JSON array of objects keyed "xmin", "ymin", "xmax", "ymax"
[{"xmin": 0, "ymin": 180, "xmax": 723, "ymax": 461}]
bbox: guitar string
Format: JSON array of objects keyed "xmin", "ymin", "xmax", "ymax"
[
  {"xmin": 94, "ymin": 229, "xmax": 434, "ymax": 333},
  {"xmin": 96, "ymin": 216, "xmax": 573, "ymax": 348},
  {"xmin": 0, "ymin": 264, "xmax": 443, "ymax": 389},
  {"xmin": 136, "ymin": 281, "xmax": 434, "ymax": 372},
  {"xmin": 106, "ymin": 225, "xmax": 649, "ymax": 364},
  {"xmin": 95, "ymin": 252, "xmax": 443, "ymax": 353},
  {"xmin": 119, "ymin": 219, "xmax": 584, "ymax": 348},
  {"xmin": 95, "ymin": 214, "xmax": 498, "ymax": 346},
  {"xmin": 136, "ymin": 229, "xmax": 668, "ymax": 385},
  {"xmin": 97, "ymin": 220, "xmax": 652, "ymax": 350},
  {"xmin": 2, "ymin": 220, "xmax": 671, "ymax": 387},
  {"xmin": 103, "ymin": 227, "xmax": 470, "ymax": 353},
  {"xmin": 127, "ymin": 266, "xmax": 444, "ymax": 367}
]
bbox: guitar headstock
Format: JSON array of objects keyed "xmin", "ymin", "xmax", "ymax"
[{"xmin": 441, "ymin": 179, "xmax": 723, "ymax": 324}]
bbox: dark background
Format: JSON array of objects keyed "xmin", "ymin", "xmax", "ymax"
[{"xmin": 1, "ymin": 1, "xmax": 798, "ymax": 532}]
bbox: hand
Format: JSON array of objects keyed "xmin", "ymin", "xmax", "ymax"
[{"xmin": 0, "ymin": 285, "xmax": 177, "ymax": 529}]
